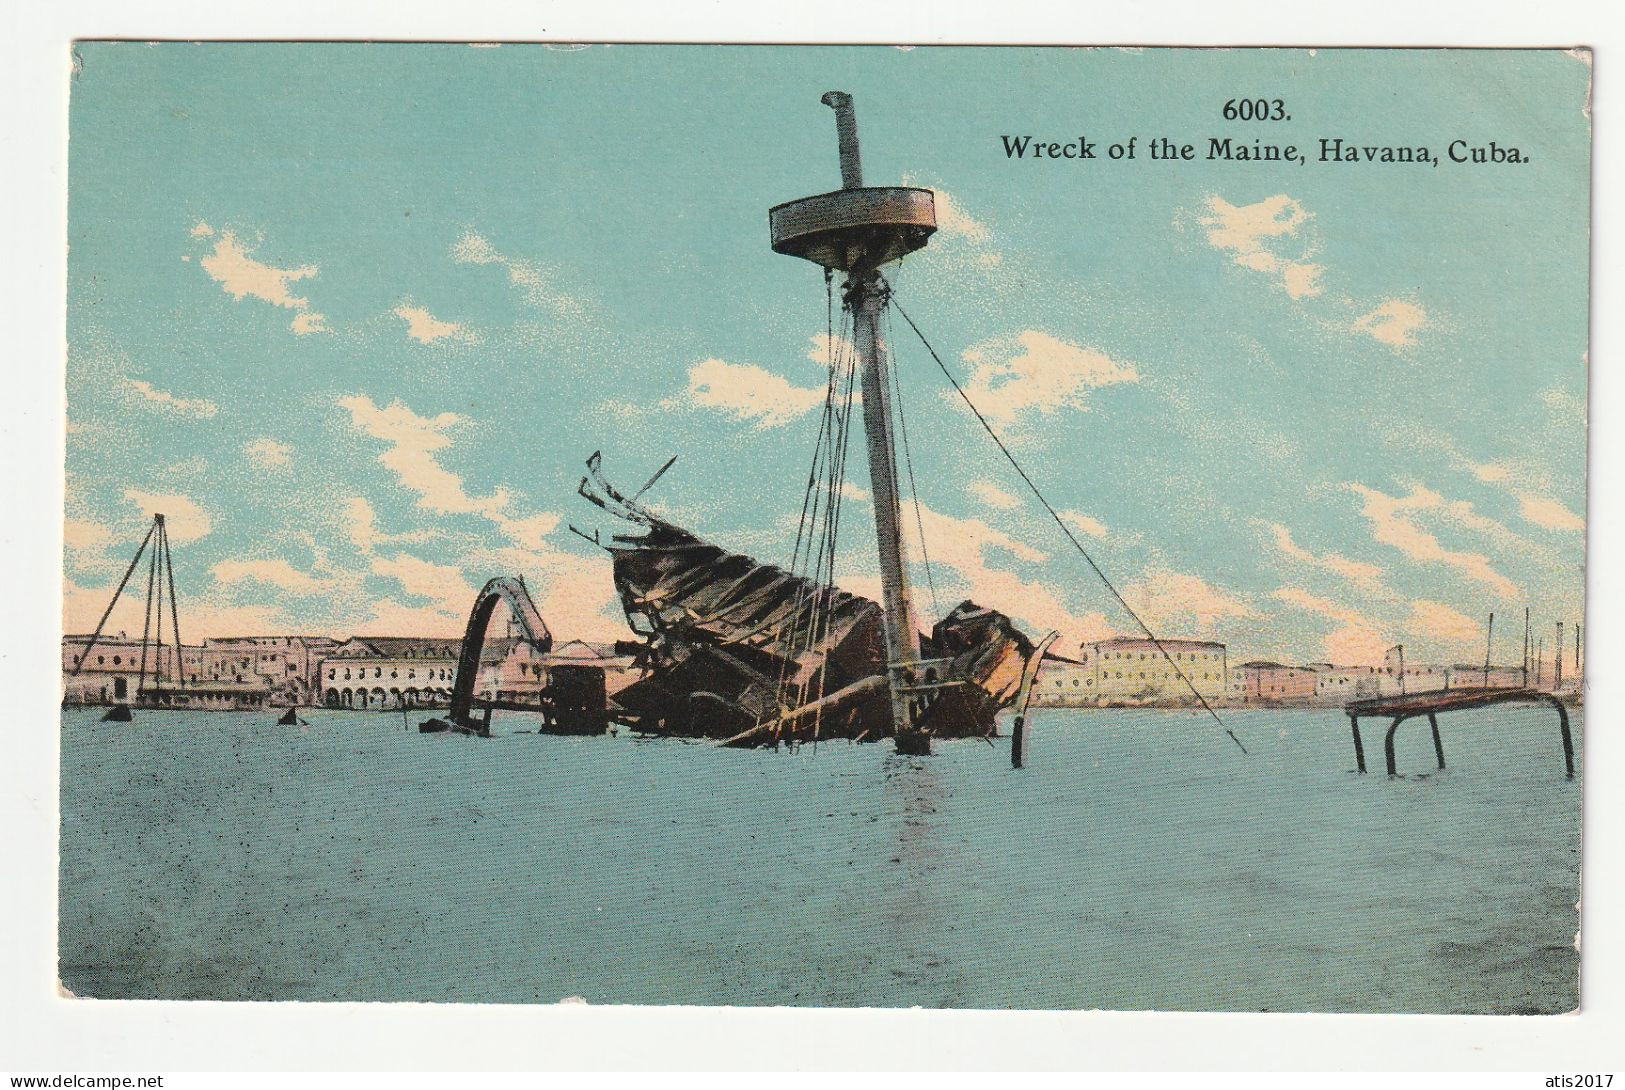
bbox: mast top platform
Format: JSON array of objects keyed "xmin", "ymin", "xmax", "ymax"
[{"xmin": 769, "ymin": 91, "xmax": 936, "ymax": 275}]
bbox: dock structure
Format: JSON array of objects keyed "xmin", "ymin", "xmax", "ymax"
[{"xmin": 1343, "ymin": 687, "xmax": 1574, "ymax": 779}]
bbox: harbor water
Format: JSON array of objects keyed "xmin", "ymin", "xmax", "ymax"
[{"xmin": 58, "ymin": 705, "xmax": 1580, "ymax": 1011}]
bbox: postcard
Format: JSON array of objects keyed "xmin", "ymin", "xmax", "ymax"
[{"xmin": 59, "ymin": 43, "xmax": 1588, "ymax": 1012}]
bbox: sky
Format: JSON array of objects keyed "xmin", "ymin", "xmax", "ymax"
[{"xmin": 62, "ymin": 44, "xmax": 1590, "ymax": 667}]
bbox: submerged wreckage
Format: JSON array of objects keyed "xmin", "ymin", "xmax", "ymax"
[
  {"xmin": 573, "ymin": 91, "xmax": 1052, "ymax": 753},
  {"xmin": 579, "ymin": 457, "xmax": 1039, "ymax": 748}
]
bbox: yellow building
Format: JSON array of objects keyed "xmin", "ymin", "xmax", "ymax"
[{"xmin": 1033, "ymin": 637, "xmax": 1228, "ymax": 706}]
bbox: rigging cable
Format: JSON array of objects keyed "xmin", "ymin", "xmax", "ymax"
[
  {"xmin": 163, "ymin": 519, "xmax": 184, "ymax": 682},
  {"xmin": 136, "ymin": 531, "xmax": 159, "ymax": 703},
  {"xmin": 71, "ymin": 519, "xmax": 156, "ymax": 677},
  {"xmin": 883, "ymin": 292, "xmax": 940, "ymax": 618},
  {"xmin": 890, "ymin": 294, "xmax": 1248, "ymax": 756}
]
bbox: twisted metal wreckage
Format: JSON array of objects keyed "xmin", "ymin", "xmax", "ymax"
[{"xmin": 577, "ymin": 453, "xmax": 1043, "ymax": 748}]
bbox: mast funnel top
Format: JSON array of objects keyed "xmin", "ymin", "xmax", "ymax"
[{"xmin": 770, "ymin": 92, "xmax": 936, "ymax": 275}]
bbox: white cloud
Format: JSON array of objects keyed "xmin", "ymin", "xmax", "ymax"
[
  {"xmin": 682, "ymin": 357, "xmax": 826, "ymax": 429},
  {"xmin": 63, "ymin": 514, "xmax": 115, "ymax": 575},
  {"xmin": 1405, "ymin": 598, "xmax": 1482, "ymax": 652},
  {"xmin": 1346, "ymin": 483, "xmax": 1518, "ymax": 599},
  {"xmin": 1385, "ymin": 422, "xmax": 1583, "ymax": 537},
  {"xmin": 61, "ymin": 575, "xmax": 289, "ymax": 639},
  {"xmin": 928, "ymin": 187, "xmax": 991, "ymax": 245},
  {"xmin": 196, "ymin": 229, "xmax": 327, "ymax": 335},
  {"xmin": 1514, "ymin": 492, "xmax": 1584, "ymax": 532},
  {"xmin": 1272, "ymin": 586, "xmax": 1387, "ymax": 664},
  {"xmin": 394, "ymin": 304, "xmax": 476, "ymax": 345},
  {"xmin": 1123, "ymin": 569, "xmax": 1257, "ymax": 634},
  {"xmin": 289, "ymin": 311, "xmax": 330, "ymax": 335},
  {"xmin": 125, "ymin": 378, "xmax": 219, "ymax": 419},
  {"xmin": 1059, "ymin": 510, "xmax": 1108, "ymax": 539},
  {"xmin": 1351, "ymin": 300, "xmax": 1427, "ymax": 348},
  {"xmin": 968, "ymin": 480, "xmax": 1021, "ymax": 510},
  {"xmin": 339, "ymin": 395, "xmax": 562, "ymax": 550},
  {"xmin": 211, "ymin": 557, "xmax": 336, "ymax": 596},
  {"xmin": 244, "ymin": 437, "xmax": 292, "ymax": 468},
  {"xmin": 1197, "ymin": 194, "xmax": 1324, "ymax": 299},
  {"xmin": 451, "ymin": 231, "xmax": 581, "ymax": 315},
  {"xmin": 1261, "ymin": 521, "xmax": 1386, "ymax": 594},
  {"xmin": 123, "ymin": 489, "xmax": 212, "ymax": 543},
  {"xmin": 960, "ymin": 331, "xmax": 1138, "ymax": 427},
  {"xmin": 369, "ymin": 551, "xmax": 478, "ymax": 616}
]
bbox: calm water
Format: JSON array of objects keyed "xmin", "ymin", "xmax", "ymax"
[{"xmin": 59, "ymin": 705, "xmax": 1581, "ymax": 1011}]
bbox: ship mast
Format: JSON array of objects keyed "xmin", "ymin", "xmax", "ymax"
[{"xmin": 770, "ymin": 92, "xmax": 939, "ymax": 754}]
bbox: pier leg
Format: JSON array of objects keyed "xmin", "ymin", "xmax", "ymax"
[
  {"xmin": 1552, "ymin": 697, "xmax": 1575, "ymax": 780},
  {"xmin": 1428, "ymin": 712, "xmax": 1445, "ymax": 771},
  {"xmin": 1349, "ymin": 715, "xmax": 1366, "ymax": 773},
  {"xmin": 1384, "ymin": 715, "xmax": 1405, "ymax": 777},
  {"xmin": 1011, "ymin": 714, "xmax": 1026, "ymax": 770}
]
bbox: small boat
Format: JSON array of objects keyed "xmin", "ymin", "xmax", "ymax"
[{"xmin": 101, "ymin": 704, "xmax": 133, "ymax": 722}]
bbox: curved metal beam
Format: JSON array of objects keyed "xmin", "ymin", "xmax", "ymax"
[
  {"xmin": 1011, "ymin": 631, "xmax": 1060, "ymax": 770},
  {"xmin": 448, "ymin": 576, "xmax": 553, "ymax": 726}
]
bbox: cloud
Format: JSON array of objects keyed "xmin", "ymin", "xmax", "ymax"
[
  {"xmin": 1260, "ymin": 521, "xmax": 1385, "ymax": 593},
  {"xmin": 1272, "ymin": 586, "xmax": 1387, "ymax": 664},
  {"xmin": 968, "ymin": 480, "xmax": 1021, "ymax": 510},
  {"xmin": 807, "ymin": 331, "xmax": 855, "ymax": 367},
  {"xmin": 1384, "ymin": 422, "xmax": 1583, "ymax": 537},
  {"xmin": 196, "ymin": 229, "xmax": 327, "ymax": 335},
  {"xmin": 959, "ymin": 331, "xmax": 1138, "ymax": 427},
  {"xmin": 62, "ymin": 575, "xmax": 289, "ymax": 639},
  {"xmin": 451, "ymin": 231, "xmax": 581, "ymax": 315},
  {"xmin": 369, "ymin": 551, "xmax": 478, "ymax": 616},
  {"xmin": 354, "ymin": 597, "xmax": 467, "ymax": 637},
  {"xmin": 63, "ymin": 514, "xmax": 115, "ymax": 575},
  {"xmin": 394, "ymin": 304, "xmax": 476, "ymax": 345},
  {"xmin": 929, "ymin": 187, "xmax": 992, "ymax": 245},
  {"xmin": 1351, "ymin": 300, "xmax": 1427, "ymax": 348},
  {"xmin": 1346, "ymin": 483, "xmax": 1518, "ymax": 598},
  {"xmin": 880, "ymin": 502, "xmax": 1111, "ymax": 644},
  {"xmin": 125, "ymin": 378, "xmax": 218, "ymax": 419},
  {"xmin": 211, "ymin": 557, "xmax": 336, "ymax": 596},
  {"xmin": 681, "ymin": 357, "xmax": 826, "ymax": 429},
  {"xmin": 1059, "ymin": 510, "xmax": 1108, "ymax": 539},
  {"xmin": 1197, "ymin": 195, "xmax": 1324, "ymax": 299},
  {"xmin": 1513, "ymin": 492, "xmax": 1584, "ymax": 532},
  {"xmin": 123, "ymin": 489, "xmax": 212, "ymax": 543},
  {"xmin": 244, "ymin": 437, "xmax": 292, "ymax": 468},
  {"xmin": 900, "ymin": 178, "xmax": 1003, "ymax": 270},
  {"xmin": 339, "ymin": 395, "xmax": 562, "ymax": 549},
  {"xmin": 1124, "ymin": 569, "xmax": 1257, "ymax": 634},
  {"xmin": 1405, "ymin": 598, "xmax": 1482, "ymax": 651}
]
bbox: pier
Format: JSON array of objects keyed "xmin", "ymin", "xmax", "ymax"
[{"xmin": 1344, "ymin": 687, "xmax": 1575, "ymax": 779}]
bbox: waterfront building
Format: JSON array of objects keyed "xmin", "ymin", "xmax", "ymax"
[
  {"xmin": 1444, "ymin": 664, "xmax": 1525, "ymax": 690},
  {"xmin": 1230, "ymin": 661, "xmax": 1319, "ymax": 705},
  {"xmin": 1033, "ymin": 637, "xmax": 1228, "ymax": 707},
  {"xmin": 61, "ymin": 634, "xmax": 179, "ymax": 705},
  {"xmin": 471, "ymin": 637, "xmax": 640, "ymax": 706},
  {"xmin": 188, "ymin": 635, "xmax": 340, "ymax": 706},
  {"xmin": 1309, "ymin": 664, "xmax": 1383, "ymax": 705},
  {"xmin": 61, "ymin": 635, "xmax": 278, "ymax": 709},
  {"xmin": 319, "ymin": 636, "xmax": 462, "ymax": 710}
]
